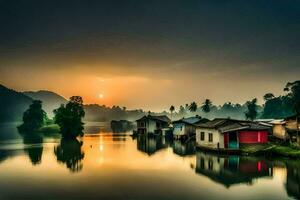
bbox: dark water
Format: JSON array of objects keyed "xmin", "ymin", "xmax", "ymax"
[{"xmin": 0, "ymin": 123, "xmax": 298, "ymax": 200}]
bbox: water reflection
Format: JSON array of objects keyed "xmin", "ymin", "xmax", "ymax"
[
  {"xmin": 195, "ymin": 152, "xmax": 273, "ymax": 188},
  {"xmin": 22, "ymin": 134, "xmax": 43, "ymax": 165},
  {"xmin": 54, "ymin": 139, "xmax": 85, "ymax": 173},
  {"xmin": 1, "ymin": 122, "xmax": 300, "ymax": 199},
  {"xmin": 136, "ymin": 135, "xmax": 171, "ymax": 156},
  {"xmin": 286, "ymin": 161, "xmax": 300, "ymax": 199},
  {"xmin": 173, "ymin": 140, "xmax": 196, "ymax": 156}
]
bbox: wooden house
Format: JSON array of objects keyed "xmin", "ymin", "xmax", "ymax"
[
  {"xmin": 136, "ymin": 114, "xmax": 171, "ymax": 135},
  {"xmin": 256, "ymin": 119, "xmax": 287, "ymax": 141},
  {"xmin": 285, "ymin": 114, "xmax": 300, "ymax": 143},
  {"xmin": 172, "ymin": 116, "xmax": 209, "ymax": 140},
  {"xmin": 196, "ymin": 118, "xmax": 270, "ymax": 152}
]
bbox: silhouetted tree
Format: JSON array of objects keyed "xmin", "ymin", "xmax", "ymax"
[
  {"xmin": 54, "ymin": 96, "xmax": 85, "ymax": 139},
  {"xmin": 263, "ymin": 93, "xmax": 275, "ymax": 101},
  {"xmin": 178, "ymin": 105, "xmax": 186, "ymax": 118},
  {"xmin": 18, "ymin": 100, "xmax": 47, "ymax": 132},
  {"xmin": 54, "ymin": 138, "xmax": 84, "ymax": 173},
  {"xmin": 245, "ymin": 98, "xmax": 258, "ymax": 121},
  {"xmin": 201, "ymin": 99, "xmax": 212, "ymax": 113},
  {"xmin": 189, "ymin": 102, "xmax": 198, "ymax": 112},
  {"xmin": 169, "ymin": 105, "xmax": 175, "ymax": 120}
]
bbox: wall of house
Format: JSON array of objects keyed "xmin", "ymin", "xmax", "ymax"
[
  {"xmin": 272, "ymin": 124, "xmax": 287, "ymax": 140},
  {"xmin": 173, "ymin": 123, "xmax": 185, "ymax": 136},
  {"xmin": 238, "ymin": 131, "xmax": 268, "ymax": 144},
  {"xmin": 196, "ymin": 127, "xmax": 224, "ymax": 149},
  {"xmin": 196, "ymin": 151, "xmax": 225, "ymax": 173},
  {"xmin": 147, "ymin": 120, "xmax": 157, "ymax": 133},
  {"xmin": 286, "ymin": 119, "xmax": 300, "ymax": 130},
  {"xmin": 185, "ymin": 124, "xmax": 196, "ymax": 136}
]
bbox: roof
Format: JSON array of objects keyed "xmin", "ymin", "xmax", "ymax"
[
  {"xmin": 136, "ymin": 115, "xmax": 171, "ymax": 123},
  {"xmin": 172, "ymin": 116, "xmax": 209, "ymax": 125},
  {"xmin": 197, "ymin": 118, "xmax": 270, "ymax": 133},
  {"xmin": 285, "ymin": 114, "xmax": 300, "ymax": 120},
  {"xmin": 196, "ymin": 118, "xmax": 233, "ymax": 128}
]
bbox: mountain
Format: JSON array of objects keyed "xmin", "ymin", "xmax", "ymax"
[
  {"xmin": 23, "ymin": 90, "xmax": 68, "ymax": 117},
  {"xmin": 0, "ymin": 84, "xmax": 33, "ymax": 122}
]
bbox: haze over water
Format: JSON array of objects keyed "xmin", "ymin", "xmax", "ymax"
[{"xmin": 0, "ymin": 122, "xmax": 297, "ymax": 200}]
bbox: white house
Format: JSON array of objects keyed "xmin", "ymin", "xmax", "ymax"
[
  {"xmin": 172, "ymin": 116, "xmax": 209, "ymax": 139},
  {"xmin": 136, "ymin": 115, "xmax": 171, "ymax": 135}
]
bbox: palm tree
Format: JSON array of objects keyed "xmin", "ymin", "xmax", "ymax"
[
  {"xmin": 169, "ymin": 105, "xmax": 175, "ymax": 120},
  {"xmin": 189, "ymin": 102, "xmax": 198, "ymax": 112},
  {"xmin": 201, "ymin": 99, "xmax": 212, "ymax": 113}
]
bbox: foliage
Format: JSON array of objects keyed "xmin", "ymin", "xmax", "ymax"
[
  {"xmin": 201, "ymin": 99, "xmax": 212, "ymax": 113},
  {"xmin": 245, "ymin": 98, "xmax": 258, "ymax": 120},
  {"xmin": 285, "ymin": 80, "xmax": 300, "ymax": 114},
  {"xmin": 262, "ymin": 81, "xmax": 299, "ymax": 118},
  {"xmin": 169, "ymin": 105, "xmax": 175, "ymax": 113},
  {"xmin": 54, "ymin": 96, "xmax": 85, "ymax": 139},
  {"xmin": 178, "ymin": 105, "xmax": 186, "ymax": 117},
  {"xmin": 189, "ymin": 102, "xmax": 198, "ymax": 112},
  {"xmin": 263, "ymin": 93, "xmax": 275, "ymax": 101},
  {"xmin": 18, "ymin": 100, "xmax": 47, "ymax": 132},
  {"xmin": 262, "ymin": 96, "xmax": 293, "ymax": 119}
]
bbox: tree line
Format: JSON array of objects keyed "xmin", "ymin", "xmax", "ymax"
[{"xmin": 169, "ymin": 80, "xmax": 300, "ymax": 121}]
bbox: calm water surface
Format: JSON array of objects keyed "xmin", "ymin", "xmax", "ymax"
[{"xmin": 0, "ymin": 122, "xmax": 299, "ymax": 200}]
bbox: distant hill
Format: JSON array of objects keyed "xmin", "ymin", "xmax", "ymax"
[
  {"xmin": 23, "ymin": 90, "xmax": 68, "ymax": 117},
  {"xmin": 0, "ymin": 84, "xmax": 33, "ymax": 122}
]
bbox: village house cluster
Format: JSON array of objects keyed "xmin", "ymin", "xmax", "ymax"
[{"xmin": 135, "ymin": 114, "xmax": 300, "ymax": 152}]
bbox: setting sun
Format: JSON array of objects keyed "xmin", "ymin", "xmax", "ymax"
[{"xmin": 98, "ymin": 94, "xmax": 104, "ymax": 99}]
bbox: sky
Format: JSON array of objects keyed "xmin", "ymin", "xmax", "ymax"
[{"xmin": 0, "ymin": 0, "xmax": 299, "ymax": 111}]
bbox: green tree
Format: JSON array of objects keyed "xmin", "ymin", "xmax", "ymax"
[
  {"xmin": 54, "ymin": 96, "xmax": 85, "ymax": 139},
  {"xmin": 245, "ymin": 98, "xmax": 258, "ymax": 121},
  {"xmin": 189, "ymin": 102, "xmax": 198, "ymax": 112},
  {"xmin": 285, "ymin": 81, "xmax": 300, "ymax": 114},
  {"xmin": 201, "ymin": 99, "xmax": 212, "ymax": 113},
  {"xmin": 169, "ymin": 105, "xmax": 175, "ymax": 120},
  {"xmin": 285, "ymin": 80, "xmax": 300, "ymax": 143},
  {"xmin": 18, "ymin": 100, "xmax": 47, "ymax": 132}
]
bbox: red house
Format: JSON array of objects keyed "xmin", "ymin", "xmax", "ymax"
[{"xmin": 196, "ymin": 119, "xmax": 270, "ymax": 151}]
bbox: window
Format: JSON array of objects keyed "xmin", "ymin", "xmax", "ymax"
[
  {"xmin": 200, "ymin": 132, "xmax": 205, "ymax": 141},
  {"xmin": 209, "ymin": 133, "xmax": 213, "ymax": 142}
]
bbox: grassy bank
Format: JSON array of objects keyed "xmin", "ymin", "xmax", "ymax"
[{"xmin": 241, "ymin": 143, "xmax": 300, "ymax": 158}]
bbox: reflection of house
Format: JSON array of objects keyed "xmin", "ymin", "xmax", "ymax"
[
  {"xmin": 136, "ymin": 115, "xmax": 171, "ymax": 135},
  {"xmin": 195, "ymin": 152, "xmax": 272, "ymax": 188},
  {"xmin": 172, "ymin": 116, "xmax": 209, "ymax": 139},
  {"xmin": 110, "ymin": 120, "xmax": 134, "ymax": 133},
  {"xmin": 172, "ymin": 140, "xmax": 195, "ymax": 156},
  {"xmin": 196, "ymin": 119, "xmax": 270, "ymax": 151},
  {"xmin": 137, "ymin": 135, "xmax": 170, "ymax": 155}
]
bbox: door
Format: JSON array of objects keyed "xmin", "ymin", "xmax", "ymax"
[{"xmin": 228, "ymin": 132, "xmax": 239, "ymax": 149}]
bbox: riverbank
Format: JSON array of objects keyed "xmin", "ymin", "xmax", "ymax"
[{"xmin": 241, "ymin": 143, "xmax": 300, "ymax": 158}]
